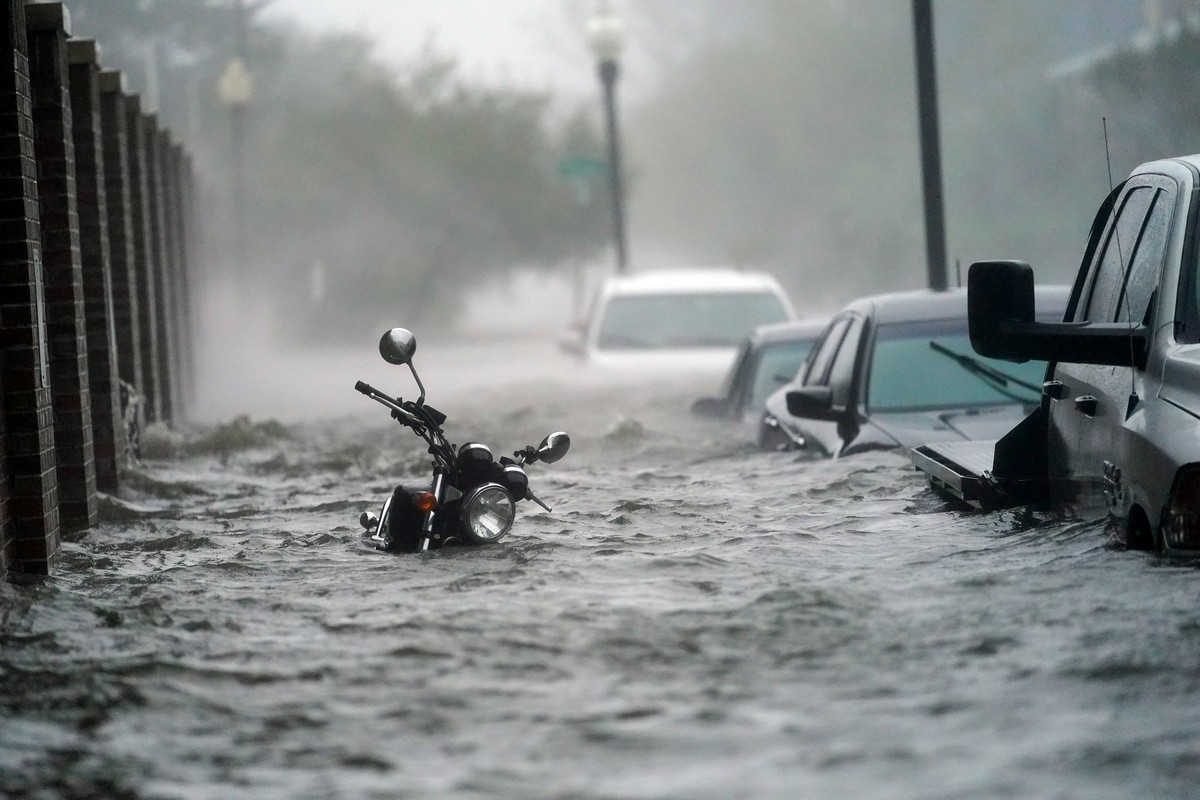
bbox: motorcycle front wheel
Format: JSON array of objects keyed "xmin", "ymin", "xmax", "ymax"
[{"xmin": 379, "ymin": 483, "xmax": 431, "ymax": 552}]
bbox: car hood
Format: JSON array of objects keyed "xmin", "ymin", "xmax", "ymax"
[
  {"xmin": 586, "ymin": 347, "xmax": 738, "ymax": 379},
  {"xmin": 867, "ymin": 405, "xmax": 1034, "ymax": 449}
]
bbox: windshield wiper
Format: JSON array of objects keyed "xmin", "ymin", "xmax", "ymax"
[{"xmin": 928, "ymin": 340, "xmax": 1042, "ymax": 404}]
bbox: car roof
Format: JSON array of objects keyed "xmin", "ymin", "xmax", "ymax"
[
  {"xmin": 599, "ymin": 268, "xmax": 787, "ymax": 296},
  {"xmin": 839, "ymin": 285, "xmax": 1071, "ymax": 325},
  {"xmin": 748, "ymin": 318, "xmax": 829, "ymax": 346},
  {"xmin": 1147, "ymin": 154, "xmax": 1200, "ymax": 176}
]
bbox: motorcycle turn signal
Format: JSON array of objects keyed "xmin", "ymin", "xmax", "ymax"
[{"xmin": 412, "ymin": 491, "xmax": 439, "ymax": 512}]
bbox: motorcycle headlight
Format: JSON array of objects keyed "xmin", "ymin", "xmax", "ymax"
[
  {"xmin": 459, "ymin": 483, "xmax": 515, "ymax": 544},
  {"xmin": 1162, "ymin": 465, "xmax": 1200, "ymax": 550}
]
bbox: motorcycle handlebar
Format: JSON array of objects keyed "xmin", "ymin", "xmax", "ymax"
[{"xmin": 354, "ymin": 379, "xmax": 421, "ymax": 428}]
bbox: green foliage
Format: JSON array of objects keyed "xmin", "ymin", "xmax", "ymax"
[{"xmin": 243, "ymin": 30, "xmax": 609, "ymax": 336}]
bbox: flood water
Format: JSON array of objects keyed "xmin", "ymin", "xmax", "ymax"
[{"xmin": 2, "ymin": 335, "xmax": 1200, "ymax": 800}]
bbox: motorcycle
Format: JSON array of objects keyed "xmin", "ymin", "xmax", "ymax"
[{"xmin": 355, "ymin": 327, "xmax": 570, "ymax": 553}]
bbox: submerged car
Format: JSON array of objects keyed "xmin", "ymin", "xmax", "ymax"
[
  {"xmin": 912, "ymin": 154, "xmax": 1200, "ymax": 555},
  {"xmin": 561, "ymin": 268, "xmax": 796, "ymax": 378},
  {"xmin": 691, "ymin": 318, "xmax": 827, "ymax": 425},
  {"xmin": 759, "ymin": 286, "xmax": 1070, "ymax": 455}
]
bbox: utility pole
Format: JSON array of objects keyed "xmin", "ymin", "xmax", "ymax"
[{"xmin": 913, "ymin": 0, "xmax": 948, "ymax": 291}]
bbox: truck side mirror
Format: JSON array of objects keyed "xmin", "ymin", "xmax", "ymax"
[
  {"xmin": 969, "ymin": 261, "xmax": 1035, "ymax": 360},
  {"xmin": 967, "ymin": 260, "xmax": 1149, "ymax": 370}
]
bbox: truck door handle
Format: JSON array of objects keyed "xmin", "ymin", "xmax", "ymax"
[
  {"xmin": 1043, "ymin": 380, "xmax": 1066, "ymax": 400},
  {"xmin": 1074, "ymin": 395, "xmax": 1097, "ymax": 416}
]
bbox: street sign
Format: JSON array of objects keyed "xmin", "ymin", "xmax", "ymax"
[{"xmin": 557, "ymin": 156, "xmax": 608, "ymax": 181}]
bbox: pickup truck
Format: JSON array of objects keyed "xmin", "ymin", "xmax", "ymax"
[{"xmin": 912, "ymin": 154, "xmax": 1200, "ymax": 555}]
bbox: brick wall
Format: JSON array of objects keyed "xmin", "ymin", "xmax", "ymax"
[
  {"xmin": 98, "ymin": 70, "xmax": 142, "ymax": 446},
  {"xmin": 179, "ymin": 150, "xmax": 198, "ymax": 413},
  {"xmin": 144, "ymin": 116, "xmax": 175, "ymax": 423},
  {"xmin": 68, "ymin": 39, "xmax": 120, "ymax": 494},
  {"xmin": 0, "ymin": 0, "xmax": 60, "ymax": 573},
  {"xmin": 27, "ymin": 3, "xmax": 97, "ymax": 533},
  {"xmin": 168, "ymin": 143, "xmax": 193, "ymax": 416},
  {"xmin": 0, "ymin": 7, "xmax": 200, "ymax": 575},
  {"xmin": 124, "ymin": 95, "xmax": 161, "ymax": 424}
]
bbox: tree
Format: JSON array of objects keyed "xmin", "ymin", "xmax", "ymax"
[{"xmin": 68, "ymin": 0, "xmax": 611, "ymax": 342}]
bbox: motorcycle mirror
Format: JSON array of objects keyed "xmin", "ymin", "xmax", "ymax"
[
  {"xmin": 379, "ymin": 328, "xmax": 417, "ymax": 366},
  {"xmin": 535, "ymin": 431, "xmax": 571, "ymax": 464}
]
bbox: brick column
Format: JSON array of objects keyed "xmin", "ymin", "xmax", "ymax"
[
  {"xmin": 0, "ymin": 0, "xmax": 59, "ymax": 573},
  {"xmin": 144, "ymin": 116, "xmax": 175, "ymax": 423},
  {"xmin": 179, "ymin": 151, "xmax": 197, "ymax": 413},
  {"xmin": 165, "ymin": 141, "xmax": 190, "ymax": 418},
  {"xmin": 98, "ymin": 70, "xmax": 141, "ymax": 445},
  {"xmin": 27, "ymin": 3, "xmax": 97, "ymax": 533},
  {"xmin": 124, "ymin": 94, "xmax": 161, "ymax": 424},
  {"xmin": 68, "ymin": 39, "xmax": 119, "ymax": 494}
]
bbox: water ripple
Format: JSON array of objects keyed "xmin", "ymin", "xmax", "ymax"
[{"xmin": 1, "ymin": 386, "xmax": 1198, "ymax": 800}]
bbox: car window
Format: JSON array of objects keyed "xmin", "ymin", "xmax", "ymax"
[
  {"xmin": 1081, "ymin": 186, "xmax": 1155, "ymax": 322},
  {"xmin": 1116, "ymin": 185, "xmax": 1174, "ymax": 326},
  {"xmin": 827, "ymin": 315, "xmax": 865, "ymax": 410},
  {"xmin": 749, "ymin": 339, "xmax": 816, "ymax": 411},
  {"xmin": 868, "ymin": 319, "xmax": 1047, "ymax": 413},
  {"xmin": 719, "ymin": 340, "xmax": 754, "ymax": 399},
  {"xmin": 1190, "ymin": 220, "xmax": 1200, "ymax": 342},
  {"xmin": 595, "ymin": 292, "xmax": 791, "ymax": 349},
  {"xmin": 803, "ymin": 317, "xmax": 851, "ymax": 386}
]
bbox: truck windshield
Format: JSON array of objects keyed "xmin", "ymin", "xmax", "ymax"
[
  {"xmin": 596, "ymin": 292, "xmax": 790, "ymax": 349},
  {"xmin": 868, "ymin": 320, "xmax": 1046, "ymax": 412}
]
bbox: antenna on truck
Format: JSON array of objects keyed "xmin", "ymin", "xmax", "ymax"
[{"xmin": 1103, "ymin": 117, "xmax": 1116, "ymax": 197}]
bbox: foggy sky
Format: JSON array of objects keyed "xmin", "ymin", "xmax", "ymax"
[{"xmin": 261, "ymin": 0, "xmax": 593, "ymax": 98}]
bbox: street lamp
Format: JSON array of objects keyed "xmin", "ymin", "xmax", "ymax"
[
  {"xmin": 218, "ymin": 0, "xmax": 253, "ymax": 274},
  {"xmin": 217, "ymin": 56, "xmax": 252, "ymax": 274},
  {"xmin": 587, "ymin": 1, "xmax": 629, "ymax": 273}
]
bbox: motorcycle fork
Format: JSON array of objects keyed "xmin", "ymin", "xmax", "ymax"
[{"xmin": 419, "ymin": 465, "xmax": 449, "ymax": 552}]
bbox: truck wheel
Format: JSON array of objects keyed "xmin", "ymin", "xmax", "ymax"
[{"xmin": 1125, "ymin": 507, "xmax": 1154, "ymax": 552}]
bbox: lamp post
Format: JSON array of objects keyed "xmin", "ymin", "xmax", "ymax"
[
  {"xmin": 217, "ymin": 56, "xmax": 252, "ymax": 273},
  {"xmin": 587, "ymin": 1, "xmax": 629, "ymax": 273},
  {"xmin": 217, "ymin": 0, "xmax": 253, "ymax": 274}
]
